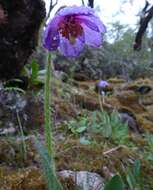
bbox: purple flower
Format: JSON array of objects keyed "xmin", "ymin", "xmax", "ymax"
[
  {"xmin": 43, "ymin": 6, "xmax": 106, "ymax": 57},
  {"xmin": 97, "ymin": 80, "xmax": 109, "ymax": 88}
]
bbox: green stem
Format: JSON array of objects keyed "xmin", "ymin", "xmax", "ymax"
[
  {"xmin": 44, "ymin": 52, "xmax": 55, "ymax": 172},
  {"xmin": 16, "ymin": 111, "xmax": 27, "ymax": 161}
]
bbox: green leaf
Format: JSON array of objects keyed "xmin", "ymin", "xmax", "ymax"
[
  {"xmin": 80, "ymin": 137, "xmax": 91, "ymax": 145},
  {"xmin": 76, "ymin": 126, "xmax": 87, "ymax": 133},
  {"xmin": 126, "ymin": 160, "xmax": 141, "ymax": 190},
  {"xmin": 31, "ymin": 59, "xmax": 39, "ymax": 81},
  {"xmin": 104, "ymin": 175, "xmax": 124, "ymax": 190},
  {"xmin": 5, "ymin": 87, "xmax": 25, "ymax": 94},
  {"xmin": 126, "ymin": 171, "xmax": 135, "ymax": 190},
  {"xmin": 132, "ymin": 160, "xmax": 141, "ymax": 179},
  {"xmin": 32, "ymin": 79, "xmax": 44, "ymax": 85},
  {"xmin": 35, "ymin": 139, "xmax": 63, "ymax": 190}
]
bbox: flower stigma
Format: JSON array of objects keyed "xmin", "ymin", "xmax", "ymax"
[{"xmin": 58, "ymin": 15, "xmax": 83, "ymax": 44}]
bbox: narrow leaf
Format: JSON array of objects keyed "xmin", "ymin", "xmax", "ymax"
[{"xmin": 104, "ymin": 175, "xmax": 124, "ymax": 190}]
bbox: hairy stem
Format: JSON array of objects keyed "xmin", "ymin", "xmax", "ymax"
[{"xmin": 44, "ymin": 52, "xmax": 55, "ymax": 172}]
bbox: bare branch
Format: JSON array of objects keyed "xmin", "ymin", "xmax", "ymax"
[
  {"xmin": 133, "ymin": 0, "xmax": 153, "ymax": 50},
  {"xmin": 45, "ymin": 0, "xmax": 58, "ymax": 22},
  {"xmin": 88, "ymin": 0, "xmax": 94, "ymax": 8},
  {"xmin": 139, "ymin": 0, "xmax": 149, "ymax": 24},
  {"xmin": 81, "ymin": 0, "xmax": 85, "ymax": 6}
]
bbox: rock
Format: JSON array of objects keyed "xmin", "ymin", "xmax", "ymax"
[
  {"xmin": 119, "ymin": 112, "xmax": 139, "ymax": 133},
  {"xmin": 0, "ymin": 4, "xmax": 7, "ymax": 24},
  {"xmin": 0, "ymin": 87, "xmax": 44, "ymax": 132},
  {"xmin": 58, "ymin": 170, "xmax": 104, "ymax": 190},
  {"xmin": 0, "ymin": 0, "xmax": 46, "ymax": 80},
  {"xmin": 136, "ymin": 85, "xmax": 152, "ymax": 95},
  {"xmin": 0, "ymin": 126, "xmax": 16, "ymax": 136},
  {"xmin": 54, "ymin": 70, "xmax": 69, "ymax": 82}
]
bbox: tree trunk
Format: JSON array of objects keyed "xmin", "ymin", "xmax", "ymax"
[{"xmin": 0, "ymin": 0, "xmax": 46, "ymax": 80}]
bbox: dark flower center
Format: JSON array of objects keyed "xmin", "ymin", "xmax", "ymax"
[{"xmin": 58, "ymin": 16, "xmax": 83, "ymax": 44}]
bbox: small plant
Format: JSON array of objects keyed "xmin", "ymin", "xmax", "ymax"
[
  {"xmin": 4, "ymin": 78, "xmax": 26, "ymax": 93},
  {"xmin": 22, "ymin": 59, "xmax": 44, "ymax": 88},
  {"xmin": 66, "ymin": 116, "xmax": 88, "ymax": 135},
  {"xmin": 143, "ymin": 133, "xmax": 153, "ymax": 162},
  {"xmin": 35, "ymin": 139, "xmax": 63, "ymax": 190},
  {"xmin": 65, "ymin": 110, "xmax": 129, "ymax": 145},
  {"xmin": 29, "ymin": 59, "xmax": 40, "ymax": 84},
  {"xmin": 103, "ymin": 161, "xmax": 142, "ymax": 190},
  {"xmin": 125, "ymin": 160, "xmax": 143, "ymax": 190},
  {"xmin": 42, "ymin": 5, "xmax": 106, "ymax": 190},
  {"xmin": 90, "ymin": 110, "xmax": 129, "ymax": 145},
  {"xmin": 145, "ymin": 133, "xmax": 153, "ymax": 153},
  {"xmin": 4, "ymin": 59, "xmax": 45, "ymax": 92}
]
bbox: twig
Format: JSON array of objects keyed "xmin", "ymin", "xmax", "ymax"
[
  {"xmin": 81, "ymin": 0, "xmax": 85, "ymax": 6},
  {"xmin": 46, "ymin": 0, "xmax": 58, "ymax": 22},
  {"xmin": 56, "ymin": 145, "xmax": 80, "ymax": 157},
  {"xmin": 88, "ymin": 0, "xmax": 94, "ymax": 8},
  {"xmin": 16, "ymin": 111, "xmax": 27, "ymax": 160},
  {"xmin": 103, "ymin": 145, "xmax": 128, "ymax": 155}
]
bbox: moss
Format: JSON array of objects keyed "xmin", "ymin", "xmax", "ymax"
[
  {"xmin": 56, "ymin": 139, "xmax": 135, "ymax": 175},
  {"xmin": 0, "ymin": 166, "xmax": 81, "ymax": 190},
  {"xmin": 59, "ymin": 176, "xmax": 79, "ymax": 190},
  {"xmin": 0, "ymin": 126, "xmax": 153, "ymax": 188},
  {"xmin": 54, "ymin": 136, "xmax": 153, "ymax": 189},
  {"xmin": 1, "ymin": 77, "xmax": 153, "ymax": 189},
  {"xmin": 54, "ymin": 99, "xmax": 78, "ymax": 121},
  {"xmin": 0, "ymin": 137, "xmax": 37, "ymax": 167},
  {"xmin": 74, "ymin": 94, "xmax": 100, "ymax": 111},
  {"xmin": 108, "ymin": 78, "xmax": 126, "ymax": 84},
  {"xmin": 0, "ymin": 167, "xmax": 46, "ymax": 190}
]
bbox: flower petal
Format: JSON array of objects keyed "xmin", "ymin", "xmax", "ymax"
[
  {"xmin": 43, "ymin": 16, "xmax": 62, "ymax": 51},
  {"xmin": 92, "ymin": 15, "xmax": 106, "ymax": 33},
  {"xmin": 82, "ymin": 24, "xmax": 103, "ymax": 47},
  {"xmin": 76, "ymin": 16, "xmax": 99, "ymax": 32},
  {"xmin": 57, "ymin": 6, "xmax": 94, "ymax": 17},
  {"xmin": 44, "ymin": 30, "xmax": 60, "ymax": 51},
  {"xmin": 76, "ymin": 15, "xmax": 106, "ymax": 33},
  {"xmin": 43, "ymin": 5, "xmax": 106, "ymax": 55},
  {"xmin": 59, "ymin": 34, "xmax": 85, "ymax": 57},
  {"xmin": 98, "ymin": 80, "xmax": 109, "ymax": 87}
]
